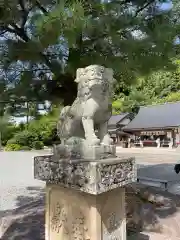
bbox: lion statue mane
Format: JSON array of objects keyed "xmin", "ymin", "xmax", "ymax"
[{"xmin": 57, "ymin": 65, "xmax": 116, "ymax": 146}]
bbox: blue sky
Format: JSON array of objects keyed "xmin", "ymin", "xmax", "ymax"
[{"xmin": 158, "ymin": 1, "xmax": 173, "ymax": 11}]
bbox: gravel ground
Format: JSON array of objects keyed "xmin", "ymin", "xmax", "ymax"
[
  {"xmin": 0, "ymin": 151, "xmax": 47, "ymax": 239},
  {"xmin": 0, "ymin": 151, "xmax": 47, "ymax": 211}
]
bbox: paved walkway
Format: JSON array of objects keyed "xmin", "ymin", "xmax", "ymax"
[
  {"xmin": 0, "ymin": 151, "xmax": 46, "ymax": 211},
  {"xmin": 116, "ymin": 147, "xmax": 180, "ymax": 164},
  {"xmin": 116, "ymin": 147, "xmax": 180, "ymax": 195}
]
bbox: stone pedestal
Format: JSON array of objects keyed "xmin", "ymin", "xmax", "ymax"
[{"xmin": 34, "ymin": 155, "xmax": 136, "ymax": 240}]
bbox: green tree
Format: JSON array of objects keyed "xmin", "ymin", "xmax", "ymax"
[
  {"xmin": 136, "ymin": 59, "xmax": 180, "ymax": 98},
  {"xmin": 133, "ymin": 58, "xmax": 180, "ymax": 104},
  {"xmin": 0, "ymin": 0, "xmax": 179, "ymax": 107},
  {"xmin": 112, "ymin": 87, "xmax": 153, "ymax": 113},
  {"xmin": 0, "ymin": 115, "xmax": 10, "ymax": 149},
  {"xmin": 112, "ymin": 99, "xmax": 124, "ymax": 114}
]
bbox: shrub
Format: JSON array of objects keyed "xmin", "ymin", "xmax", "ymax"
[
  {"xmin": 20, "ymin": 146, "xmax": 31, "ymax": 151},
  {"xmin": 5, "ymin": 143, "xmax": 22, "ymax": 151},
  {"xmin": 1, "ymin": 125, "xmax": 18, "ymax": 146},
  {"xmin": 7, "ymin": 138, "xmax": 17, "ymax": 145},
  {"xmin": 28, "ymin": 115, "xmax": 58, "ymax": 146},
  {"xmin": 13, "ymin": 130, "xmax": 39, "ymax": 147},
  {"xmin": 31, "ymin": 141, "xmax": 44, "ymax": 150}
]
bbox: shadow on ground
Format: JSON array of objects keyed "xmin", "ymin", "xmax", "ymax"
[
  {"xmin": 128, "ymin": 232, "xmax": 150, "ymax": 240},
  {"xmin": 138, "ymin": 163, "xmax": 179, "ymax": 182},
  {"xmin": 127, "ymin": 182, "xmax": 180, "ymax": 239},
  {"xmin": 0, "ymin": 186, "xmax": 45, "ymax": 240}
]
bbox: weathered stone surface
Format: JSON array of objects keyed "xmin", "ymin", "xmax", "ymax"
[
  {"xmin": 101, "ymin": 188, "xmax": 126, "ymax": 240},
  {"xmin": 57, "ymin": 65, "xmax": 117, "ymax": 147},
  {"xmin": 53, "ymin": 142, "xmax": 116, "ymax": 160},
  {"xmin": 34, "ymin": 155, "xmax": 136, "ymax": 195},
  {"xmin": 48, "ymin": 188, "xmax": 90, "ymax": 239},
  {"xmin": 46, "ymin": 184, "xmax": 126, "ymax": 240}
]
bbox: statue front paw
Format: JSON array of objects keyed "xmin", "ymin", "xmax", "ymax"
[
  {"xmin": 101, "ymin": 134, "xmax": 113, "ymax": 145},
  {"xmin": 85, "ymin": 136, "xmax": 100, "ymax": 145}
]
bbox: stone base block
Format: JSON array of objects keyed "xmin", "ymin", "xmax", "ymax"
[
  {"xmin": 80, "ymin": 143, "xmax": 116, "ymax": 160},
  {"xmin": 34, "ymin": 156, "xmax": 136, "ymax": 194},
  {"xmin": 52, "ymin": 141, "xmax": 116, "ymax": 160},
  {"xmin": 46, "ymin": 184, "xmax": 126, "ymax": 240}
]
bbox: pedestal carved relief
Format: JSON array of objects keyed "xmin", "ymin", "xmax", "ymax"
[
  {"xmin": 103, "ymin": 212, "xmax": 122, "ymax": 240},
  {"xmin": 48, "ymin": 187, "xmax": 90, "ymax": 240},
  {"xmin": 101, "ymin": 188, "xmax": 126, "ymax": 240},
  {"xmin": 51, "ymin": 202, "xmax": 68, "ymax": 234},
  {"xmin": 71, "ymin": 209, "xmax": 90, "ymax": 240}
]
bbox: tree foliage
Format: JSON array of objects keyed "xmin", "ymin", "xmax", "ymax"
[
  {"xmin": 5, "ymin": 105, "xmax": 60, "ymax": 148},
  {"xmin": 0, "ymin": 115, "xmax": 18, "ymax": 146},
  {"xmin": 112, "ymin": 57, "xmax": 180, "ymax": 113},
  {"xmin": 0, "ymin": 0, "xmax": 179, "ymax": 109}
]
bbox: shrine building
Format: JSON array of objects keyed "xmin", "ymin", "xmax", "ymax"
[{"xmin": 123, "ymin": 102, "xmax": 180, "ymax": 148}]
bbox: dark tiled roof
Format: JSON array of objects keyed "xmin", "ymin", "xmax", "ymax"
[
  {"xmin": 108, "ymin": 113, "xmax": 129, "ymax": 126},
  {"xmin": 124, "ymin": 102, "xmax": 180, "ymax": 130}
]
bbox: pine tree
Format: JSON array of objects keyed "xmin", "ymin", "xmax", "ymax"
[{"xmin": 0, "ymin": 0, "xmax": 179, "ymax": 106}]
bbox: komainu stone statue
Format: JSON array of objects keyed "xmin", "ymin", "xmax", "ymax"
[
  {"xmin": 57, "ymin": 65, "xmax": 116, "ymax": 146},
  {"xmin": 54, "ymin": 65, "xmax": 117, "ymax": 160}
]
